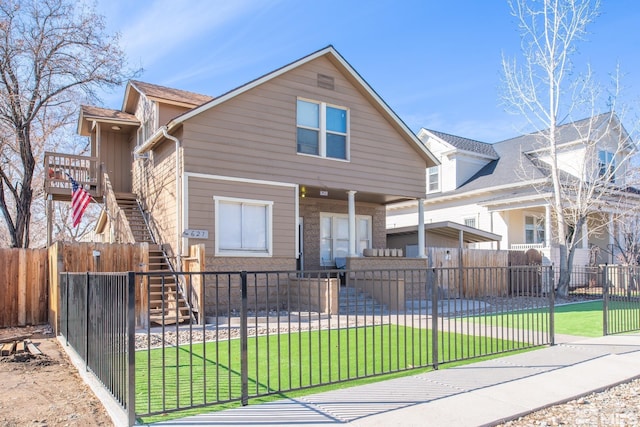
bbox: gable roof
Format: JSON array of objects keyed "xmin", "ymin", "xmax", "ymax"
[
  {"xmin": 520, "ymin": 113, "xmax": 626, "ymax": 151},
  {"xmin": 77, "ymin": 105, "xmax": 139, "ymax": 136},
  {"xmin": 123, "ymin": 80, "xmax": 214, "ymax": 112},
  {"xmin": 423, "ymin": 129, "xmax": 498, "ymax": 158},
  {"xmin": 135, "ymin": 46, "xmax": 439, "ymax": 167},
  {"xmin": 425, "ymin": 113, "xmax": 631, "ymax": 200}
]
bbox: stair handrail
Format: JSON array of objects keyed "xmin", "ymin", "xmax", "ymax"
[
  {"xmin": 102, "ymin": 172, "xmax": 136, "ymax": 243},
  {"xmin": 136, "ymin": 199, "xmax": 197, "ymax": 324}
]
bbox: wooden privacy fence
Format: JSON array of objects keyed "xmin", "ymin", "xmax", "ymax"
[
  {"xmin": 0, "ymin": 248, "xmax": 48, "ymax": 328},
  {"xmin": 48, "ymin": 241, "xmax": 149, "ymax": 333}
]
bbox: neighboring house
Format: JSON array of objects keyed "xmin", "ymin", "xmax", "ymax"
[
  {"xmin": 45, "ymin": 46, "xmax": 438, "ymax": 274},
  {"xmin": 387, "ymin": 114, "xmax": 637, "ymax": 266}
]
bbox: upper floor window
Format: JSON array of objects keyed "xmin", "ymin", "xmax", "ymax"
[
  {"xmin": 214, "ymin": 196, "xmax": 273, "ymax": 257},
  {"xmin": 525, "ymin": 215, "xmax": 545, "ymax": 244},
  {"xmin": 598, "ymin": 150, "xmax": 615, "ymax": 183},
  {"xmin": 136, "ymin": 99, "xmax": 157, "ymax": 147},
  {"xmin": 464, "ymin": 217, "xmax": 476, "ymax": 228},
  {"xmin": 297, "ymin": 99, "xmax": 348, "ymax": 160},
  {"xmin": 427, "ymin": 165, "xmax": 440, "ymax": 193}
]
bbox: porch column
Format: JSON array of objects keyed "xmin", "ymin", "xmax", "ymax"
[
  {"xmin": 46, "ymin": 195, "xmax": 53, "ymax": 247},
  {"xmin": 609, "ymin": 213, "xmax": 616, "ymax": 264},
  {"xmin": 347, "ymin": 190, "xmax": 357, "ymax": 257},
  {"xmin": 545, "ymin": 204, "xmax": 551, "ymax": 247},
  {"xmin": 581, "ymin": 222, "xmax": 589, "ymax": 249},
  {"xmin": 418, "ymin": 198, "xmax": 426, "ymax": 258}
]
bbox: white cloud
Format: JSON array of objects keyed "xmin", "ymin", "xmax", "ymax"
[{"xmin": 116, "ymin": 0, "xmax": 260, "ymax": 68}]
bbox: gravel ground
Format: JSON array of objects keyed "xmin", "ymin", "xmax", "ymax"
[{"xmin": 497, "ymin": 377, "xmax": 640, "ymax": 426}]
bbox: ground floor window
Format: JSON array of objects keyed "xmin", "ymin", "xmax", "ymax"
[
  {"xmin": 320, "ymin": 213, "xmax": 371, "ymax": 265},
  {"xmin": 214, "ymin": 196, "xmax": 273, "ymax": 256},
  {"xmin": 525, "ymin": 215, "xmax": 545, "ymax": 244}
]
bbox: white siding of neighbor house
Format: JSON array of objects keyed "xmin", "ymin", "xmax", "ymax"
[
  {"xmin": 421, "ymin": 134, "xmax": 493, "ymax": 193},
  {"xmin": 455, "ymin": 156, "xmax": 492, "ymax": 188}
]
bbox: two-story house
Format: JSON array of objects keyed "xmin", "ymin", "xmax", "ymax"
[
  {"xmin": 44, "ymin": 46, "xmax": 438, "ymax": 321},
  {"xmin": 387, "ymin": 114, "xmax": 637, "ymax": 267}
]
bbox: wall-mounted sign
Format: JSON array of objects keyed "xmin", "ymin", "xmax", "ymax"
[
  {"xmin": 182, "ymin": 229, "xmax": 209, "ymax": 239},
  {"xmin": 319, "ymin": 190, "xmax": 329, "ymax": 196}
]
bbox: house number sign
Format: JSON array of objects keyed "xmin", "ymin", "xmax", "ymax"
[{"xmin": 182, "ymin": 229, "xmax": 209, "ymax": 239}]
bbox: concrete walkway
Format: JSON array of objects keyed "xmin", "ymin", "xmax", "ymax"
[{"xmin": 151, "ymin": 333, "xmax": 640, "ymax": 427}]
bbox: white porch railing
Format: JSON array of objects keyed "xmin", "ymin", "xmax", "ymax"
[{"xmin": 510, "ymin": 243, "xmax": 545, "ymax": 251}]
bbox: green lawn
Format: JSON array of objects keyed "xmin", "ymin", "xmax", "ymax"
[
  {"xmin": 138, "ymin": 299, "xmax": 633, "ymax": 423},
  {"xmin": 472, "ymin": 300, "xmax": 609, "ymax": 337},
  {"xmin": 135, "ymin": 324, "xmax": 525, "ymax": 423},
  {"xmin": 554, "ymin": 300, "xmax": 603, "ymax": 337}
]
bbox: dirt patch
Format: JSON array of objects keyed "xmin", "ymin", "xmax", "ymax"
[{"xmin": 0, "ymin": 325, "xmax": 113, "ymax": 427}]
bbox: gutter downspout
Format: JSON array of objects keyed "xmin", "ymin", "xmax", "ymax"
[{"xmin": 161, "ymin": 127, "xmax": 182, "ymax": 267}]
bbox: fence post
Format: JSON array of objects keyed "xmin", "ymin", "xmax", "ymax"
[
  {"xmin": 65, "ymin": 272, "xmax": 69, "ymax": 346},
  {"xmin": 240, "ymin": 271, "xmax": 249, "ymax": 406},
  {"xmin": 85, "ymin": 272, "xmax": 90, "ymax": 372},
  {"xmin": 429, "ymin": 268, "xmax": 439, "ymax": 370},
  {"xmin": 602, "ymin": 264, "xmax": 609, "ymax": 336},
  {"xmin": 127, "ymin": 272, "xmax": 136, "ymax": 427},
  {"xmin": 548, "ymin": 265, "xmax": 555, "ymax": 346}
]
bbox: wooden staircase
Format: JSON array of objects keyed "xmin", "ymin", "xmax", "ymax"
[{"xmin": 116, "ymin": 194, "xmax": 191, "ymax": 325}]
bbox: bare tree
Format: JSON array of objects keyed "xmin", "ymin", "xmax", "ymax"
[
  {"xmin": 0, "ymin": 0, "xmax": 133, "ymax": 248},
  {"xmin": 501, "ymin": 0, "xmax": 638, "ymax": 296}
]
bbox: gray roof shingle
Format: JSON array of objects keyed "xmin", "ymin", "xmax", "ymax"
[
  {"xmin": 430, "ymin": 114, "xmax": 620, "ymax": 197},
  {"xmin": 426, "ymin": 129, "xmax": 498, "ymax": 158}
]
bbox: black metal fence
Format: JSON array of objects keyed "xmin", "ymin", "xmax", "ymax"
[
  {"xmin": 57, "ymin": 264, "xmax": 640, "ymax": 424},
  {"xmin": 59, "ymin": 272, "xmax": 136, "ymax": 426},
  {"xmin": 602, "ymin": 265, "xmax": 640, "ymax": 335},
  {"xmin": 129, "ymin": 266, "xmax": 555, "ymax": 420}
]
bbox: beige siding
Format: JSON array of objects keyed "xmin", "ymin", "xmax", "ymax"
[
  {"xmin": 134, "ymin": 136, "xmax": 178, "ymax": 256},
  {"xmin": 181, "ymin": 56, "xmax": 427, "ymax": 199},
  {"xmin": 186, "ymin": 176, "xmax": 296, "ymax": 262},
  {"xmin": 159, "ymin": 103, "xmax": 191, "ymax": 127},
  {"xmin": 99, "ymin": 129, "xmax": 133, "ymax": 193}
]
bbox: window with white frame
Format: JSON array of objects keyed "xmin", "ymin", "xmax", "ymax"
[
  {"xmin": 297, "ymin": 99, "xmax": 348, "ymax": 160},
  {"xmin": 320, "ymin": 213, "xmax": 371, "ymax": 265},
  {"xmin": 525, "ymin": 215, "xmax": 545, "ymax": 244},
  {"xmin": 427, "ymin": 165, "xmax": 440, "ymax": 193},
  {"xmin": 598, "ymin": 150, "xmax": 615, "ymax": 183},
  {"xmin": 464, "ymin": 217, "xmax": 476, "ymax": 228},
  {"xmin": 136, "ymin": 99, "xmax": 157, "ymax": 147},
  {"xmin": 214, "ymin": 196, "xmax": 273, "ymax": 256}
]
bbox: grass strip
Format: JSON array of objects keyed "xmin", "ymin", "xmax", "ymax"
[{"xmin": 136, "ymin": 324, "xmax": 526, "ymax": 423}]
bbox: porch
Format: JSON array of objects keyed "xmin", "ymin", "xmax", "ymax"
[{"xmin": 44, "ymin": 152, "xmax": 102, "ymax": 201}]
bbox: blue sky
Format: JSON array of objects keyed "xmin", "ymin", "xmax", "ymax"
[{"xmin": 95, "ymin": 0, "xmax": 640, "ymax": 143}]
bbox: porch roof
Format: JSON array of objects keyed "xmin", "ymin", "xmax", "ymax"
[{"xmin": 386, "ymin": 221, "xmax": 502, "ymax": 244}]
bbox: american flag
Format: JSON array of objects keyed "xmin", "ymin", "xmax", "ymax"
[{"xmin": 67, "ymin": 174, "xmax": 91, "ymax": 227}]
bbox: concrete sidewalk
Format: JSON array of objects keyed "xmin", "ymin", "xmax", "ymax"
[{"xmin": 151, "ymin": 333, "xmax": 640, "ymax": 427}]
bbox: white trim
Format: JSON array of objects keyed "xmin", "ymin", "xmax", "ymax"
[
  {"xmin": 184, "ymin": 172, "xmax": 297, "ymax": 189},
  {"xmin": 417, "ymin": 128, "xmax": 499, "ymax": 161},
  {"xmin": 524, "ymin": 212, "xmax": 546, "ymax": 245},
  {"xmin": 295, "ymin": 185, "xmax": 299, "ymax": 259},
  {"xmin": 426, "ymin": 165, "xmax": 440, "ymax": 194},
  {"xmin": 320, "ymin": 211, "xmax": 372, "ymax": 265},
  {"xmin": 296, "ymin": 98, "xmax": 350, "ymax": 161},
  {"xmin": 213, "ymin": 196, "xmax": 273, "ymax": 257},
  {"xmin": 184, "ymin": 173, "xmax": 297, "ymax": 258},
  {"xmin": 135, "ymin": 46, "xmax": 438, "ymax": 166},
  {"xmin": 387, "ymin": 178, "xmax": 550, "ymax": 211},
  {"xmin": 182, "ymin": 169, "xmax": 189, "ymax": 255}
]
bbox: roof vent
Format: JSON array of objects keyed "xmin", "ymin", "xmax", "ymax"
[{"xmin": 317, "ymin": 74, "xmax": 335, "ymax": 90}]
